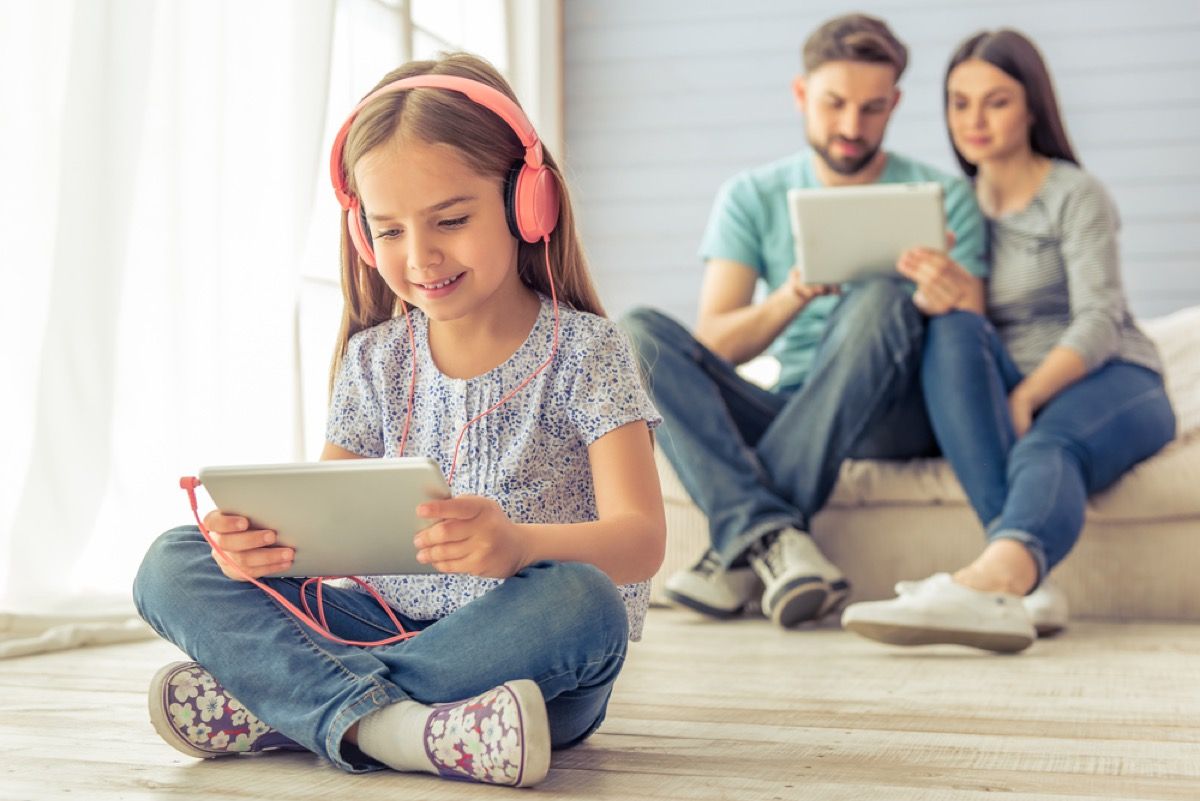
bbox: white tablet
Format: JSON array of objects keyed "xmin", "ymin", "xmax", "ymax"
[
  {"xmin": 787, "ymin": 182, "xmax": 946, "ymax": 285},
  {"xmin": 198, "ymin": 457, "xmax": 451, "ymax": 577}
]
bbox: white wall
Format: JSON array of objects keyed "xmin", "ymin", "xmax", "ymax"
[{"xmin": 563, "ymin": 0, "xmax": 1200, "ymax": 324}]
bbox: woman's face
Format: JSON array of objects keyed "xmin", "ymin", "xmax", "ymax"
[{"xmin": 946, "ymin": 58, "xmax": 1034, "ymax": 166}]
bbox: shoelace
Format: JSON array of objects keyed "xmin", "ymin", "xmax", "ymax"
[
  {"xmin": 754, "ymin": 537, "xmax": 786, "ymax": 579},
  {"xmin": 695, "ymin": 550, "xmax": 723, "ymax": 576}
]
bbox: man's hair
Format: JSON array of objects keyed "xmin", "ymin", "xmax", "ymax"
[{"xmin": 802, "ymin": 14, "xmax": 908, "ymax": 80}]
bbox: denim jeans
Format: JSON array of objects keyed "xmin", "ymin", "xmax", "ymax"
[
  {"xmin": 922, "ymin": 311, "xmax": 1177, "ymax": 579},
  {"xmin": 621, "ymin": 278, "xmax": 936, "ymax": 566},
  {"xmin": 133, "ymin": 526, "xmax": 628, "ymax": 773}
]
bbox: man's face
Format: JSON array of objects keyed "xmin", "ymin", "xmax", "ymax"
[{"xmin": 795, "ymin": 61, "xmax": 900, "ymax": 176}]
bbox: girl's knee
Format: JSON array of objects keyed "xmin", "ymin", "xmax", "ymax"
[
  {"xmin": 132, "ymin": 526, "xmax": 208, "ymax": 613},
  {"xmin": 523, "ymin": 561, "xmax": 629, "ymax": 646}
]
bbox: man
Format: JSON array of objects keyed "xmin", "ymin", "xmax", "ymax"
[{"xmin": 622, "ymin": 14, "xmax": 988, "ymax": 628}]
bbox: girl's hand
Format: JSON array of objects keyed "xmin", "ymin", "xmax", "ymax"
[
  {"xmin": 1008, "ymin": 389, "xmax": 1035, "ymax": 439},
  {"xmin": 414, "ymin": 496, "xmax": 528, "ymax": 578},
  {"xmin": 896, "ymin": 246, "xmax": 975, "ymax": 316},
  {"xmin": 202, "ymin": 509, "xmax": 294, "ymax": 580}
]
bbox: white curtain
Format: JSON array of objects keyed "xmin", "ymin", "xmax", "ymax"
[{"xmin": 0, "ymin": 0, "xmax": 337, "ymax": 652}]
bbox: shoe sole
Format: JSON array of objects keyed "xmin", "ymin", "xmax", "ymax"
[
  {"xmin": 816, "ymin": 580, "xmax": 852, "ymax": 620},
  {"xmin": 149, "ymin": 662, "xmax": 225, "ymax": 759},
  {"xmin": 843, "ymin": 619, "xmax": 1034, "ymax": 653},
  {"xmin": 1035, "ymin": 622, "xmax": 1066, "ymax": 638},
  {"xmin": 504, "ymin": 680, "xmax": 551, "ymax": 788},
  {"xmin": 767, "ymin": 577, "xmax": 828, "ymax": 628},
  {"xmin": 664, "ymin": 587, "xmax": 747, "ymax": 620}
]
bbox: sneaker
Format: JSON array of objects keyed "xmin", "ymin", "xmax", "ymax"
[
  {"xmin": 149, "ymin": 661, "xmax": 304, "ymax": 758},
  {"xmin": 841, "ymin": 573, "xmax": 1035, "ymax": 653},
  {"xmin": 664, "ymin": 549, "xmax": 761, "ymax": 619},
  {"xmin": 424, "ymin": 679, "xmax": 550, "ymax": 788},
  {"xmin": 1024, "ymin": 580, "xmax": 1069, "ymax": 637},
  {"xmin": 894, "ymin": 576, "xmax": 1070, "ymax": 638},
  {"xmin": 749, "ymin": 528, "xmax": 848, "ymax": 629}
]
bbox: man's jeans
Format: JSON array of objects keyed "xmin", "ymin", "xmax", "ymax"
[
  {"xmin": 133, "ymin": 527, "xmax": 628, "ymax": 772},
  {"xmin": 621, "ymin": 278, "xmax": 935, "ymax": 566},
  {"xmin": 922, "ymin": 311, "xmax": 1176, "ymax": 579}
]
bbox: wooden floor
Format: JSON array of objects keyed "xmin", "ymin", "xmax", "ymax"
[{"xmin": 3, "ymin": 608, "xmax": 1199, "ymax": 800}]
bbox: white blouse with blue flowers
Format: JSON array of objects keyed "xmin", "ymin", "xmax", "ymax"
[{"xmin": 326, "ymin": 294, "xmax": 661, "ymax": 640}]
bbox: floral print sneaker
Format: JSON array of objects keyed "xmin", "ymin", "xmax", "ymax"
[
  {"xmin": 423, "ymin": 679, "xmax": 550, "ymax": 787},
  {"xmin": 148, "ymin": 661, "xmax": 305, "ymax": 758}
]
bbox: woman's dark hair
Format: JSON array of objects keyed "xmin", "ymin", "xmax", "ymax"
[{"xmin": 945, "ymin": 29, "xmax": 1079, "ymax": 177}]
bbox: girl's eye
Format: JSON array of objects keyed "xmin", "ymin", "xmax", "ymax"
[
  {"xmin": 440, "ymin": 216, "xmax": 469, "ymax": 229},
  {"xmin": 989, "ymin": 98, "xmax": 1010, "ymax": 109},
  {"xmin": 376, "ymin": 228, "xmax": 401, "ymax": 239}
]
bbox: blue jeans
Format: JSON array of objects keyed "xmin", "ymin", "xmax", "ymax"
[
  {"xmin": 621, "ymin": 278, "xmax": 936, "ymax": 565},
  {"xmin": 133, "ymin": 527, "xmax": 628, "ymax": 773},
  {"xmin": 922, "ymin": 311, "xmax": 1176, "ymax": 579}
]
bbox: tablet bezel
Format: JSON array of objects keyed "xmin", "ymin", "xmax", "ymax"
[
  {"xmin": 198, "ymin": 457, "xmax": 450, "ymax": 577},
  {"xmin": 787, "ymin": 181, "xmax": 946, "ymax": 285}
]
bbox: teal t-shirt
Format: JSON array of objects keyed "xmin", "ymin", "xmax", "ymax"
[{"xmin": 699, "ymin": 150, "xmax": 988, "ymax": 391}]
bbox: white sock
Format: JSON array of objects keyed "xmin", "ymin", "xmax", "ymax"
[{"xmin": 355, "ymin": 699, "xmax": 436, "ymax": 774}]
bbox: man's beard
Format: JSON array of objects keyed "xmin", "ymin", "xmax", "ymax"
[{"xmin": 810, "ymin": 136, "xmax": 880, "ymax": 176}]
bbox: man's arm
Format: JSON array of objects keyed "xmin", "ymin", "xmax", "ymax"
[{"xmin": 695, "ymin": 258, "xmax": 836, "ymax": 365}]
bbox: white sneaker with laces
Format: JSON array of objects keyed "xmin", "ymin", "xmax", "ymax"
[
  {"xmin": 664, "ymin": 549, "xmax": 761, "ymax": 619},
  {"xmin": 841, "ymin": 572, "xmax": 1036, "ymax": 653},
  {"xmin": 1024, "ymin": 580, "xmax": 1069, "ymax": 637},
  {"xmin": 749, "ymin": 528, "xmax": 849, "ymax": 628}
]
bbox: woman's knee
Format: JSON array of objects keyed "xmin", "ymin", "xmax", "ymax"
[{"xmin": 925, "ymin": 310, "xmax": 988, "ymax": 354}]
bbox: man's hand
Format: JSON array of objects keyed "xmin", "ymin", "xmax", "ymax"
[
  {"xmin": 413, "ymin": 495, "xmax": 529, "ymax": 578},
  {"xmin": 783, "ymin": 267, "xmax": 840, "ymax": 310}
]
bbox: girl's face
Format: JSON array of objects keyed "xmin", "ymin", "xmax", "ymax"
[
  {"xmin": 354, "ymin": 136, "xmax": 522, "ymax": 323},
  {"xmin": 946, "ymin": 58, "xmax": 1034, "ymax": 166}
]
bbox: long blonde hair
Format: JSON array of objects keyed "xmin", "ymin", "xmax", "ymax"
[{"xmin": 328, "ymin": 52, "xmax": 603, "ymax": 392}]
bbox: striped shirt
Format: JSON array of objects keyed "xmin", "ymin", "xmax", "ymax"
[{"xmin": 987, "ymin": 160, "xmax": 1161, "ymax": 375}]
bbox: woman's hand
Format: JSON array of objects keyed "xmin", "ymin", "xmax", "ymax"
[
  {"xmin": 202, "ymin": 510, "xmax": 294, "ymax": 580},
  {"xmin": 414, "ymin": 496, "xmax": 529, "ymax": 578},
  {"xmin": 1008, "ymin": 389, "xmax": 1035, "ymax": 438},
  {"xmin": 896, "ymin": 246, "xmax": 976, "ymax": 315}
]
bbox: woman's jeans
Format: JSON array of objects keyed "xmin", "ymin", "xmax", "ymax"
[
  {"xmin": 133, "ymin": 527, "xmax": 629, "ymax": 773},
  {"xmin": 922, "ymin": 311, "xmax": 1176, "ymax": 580},
  {"xmin": 622, "ymin": 278, "xmax": 937, "ymax": 566}
]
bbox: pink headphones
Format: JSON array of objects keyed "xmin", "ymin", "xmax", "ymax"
[{"xmin": 329, "ymin": 73, "xmax": 561, "ymax": 267}]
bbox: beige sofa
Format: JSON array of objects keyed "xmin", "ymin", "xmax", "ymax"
[{"xmin": 652, "ymin": 305, "xmax": 1200, "ymax": 621}]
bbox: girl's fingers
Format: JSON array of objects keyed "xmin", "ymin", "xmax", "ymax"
[{"xmin": 209, "ymin": 528, "xmax": 277, "ymax": 552}]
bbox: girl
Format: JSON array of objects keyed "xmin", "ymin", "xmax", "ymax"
[
  {"xmin": 841, "ymin": 29, "xmax": 1175, "ymax": 653},
  {"xmin": 133, "ymin": 53, "xmax": 665, "ymax": 787}
]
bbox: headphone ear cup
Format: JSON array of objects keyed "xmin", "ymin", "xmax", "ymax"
[
  {"xmin": 505, "ymin": 160, "xmax": 560, "ymax": 243},
  {"xmin": 348, "ymin": 200, "xmax": 376, "ymax": 268}
]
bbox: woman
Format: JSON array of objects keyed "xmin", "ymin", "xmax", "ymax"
[{"xmin": 841, "ymin": 29, "xmax": 1176, "ymax": 653}]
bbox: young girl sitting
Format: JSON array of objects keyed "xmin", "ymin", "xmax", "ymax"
[{"xmin": 133, "ymin": 52, "xmax": 665, "ymax": 788}]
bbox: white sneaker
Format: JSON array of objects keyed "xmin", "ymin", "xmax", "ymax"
[
  {"xmin": 841, "ymin": 572, "xmax": 1036, "ymax": 653},
  {"xmin": 749, "ymin": 528, "xmax": 849, "ymax": 628},
  {"xmin": 664, "ymin": 549, "xmax": 761, "ymax": 619},
  {"xmin": 895, "ymin": 576, "xmax": 1070, "ymax": 638},
  {"xmin": 1024, "ymin": 580, "xmax": 1069, "ymax": 637}
]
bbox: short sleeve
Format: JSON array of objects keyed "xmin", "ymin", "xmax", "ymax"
[
  {"xmin": 944, "ymin": 177, "xmax": 989, "ymax": 278},
  {"xmin": 698, "ymin": 174, "xmax": 764, "ymax": 274},
  {"xmin": 564, "ymin": 323, "xmax": 662, "ymax": 446},
  {"xmin": 325, "ymin": 330, "xmax": 385, "ymax": 457}
]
